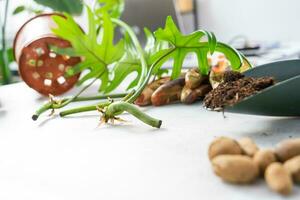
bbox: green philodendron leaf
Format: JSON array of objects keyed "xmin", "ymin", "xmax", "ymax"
[
  {"xmin": 95, "ymin": 0, "xmax": 124, "ymax": 18},
  {"xmin": 143, "ymin": 28, "xmax": 170, "ymax": 75},
  {"xmin": 105, "ymin": 28, "xmax": 170, "ymax": 93},
  {"xmin": 34, "ymin": 0, "xmax": 83, "ymax": 15},
  {"xmin": 154, "ymin": 16, "xmax": 246, "ymax": 78},
  {"xmin": 52, "ymin": 6, "xmax": 124, "ymax": 92},
  {"xmin": 106, "ymin": 60, "xmax": 141, "ymax": 92},
  {"xmin": 154, "ymin": 16, "xmax": 213, "ymax": 78},
  {"xmin": 104, "ymin": 32, "xmax": 140, "ymax": 93}
]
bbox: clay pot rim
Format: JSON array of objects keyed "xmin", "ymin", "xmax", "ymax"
[{"xmin": 13, "ymin": 12, "xmax": 65, "ymax": 62}]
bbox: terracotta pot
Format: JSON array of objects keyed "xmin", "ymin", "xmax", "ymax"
[{"xmin": 13, "ymin": 13, "xmax": 81, "ymax": 96}]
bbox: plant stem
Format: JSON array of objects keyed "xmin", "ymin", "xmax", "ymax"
[
  {"xmin": 59, "ymin": 105, "xmax": 97, "ymax": 117},
  {"xmin": 59, "ymin": 101, "xmax": 110, "ymax": 117},
  {"xmin": 105, "ymin": 102, "xmax": 161, "ymax": 128},
  {"xmin": 32, "ymin": 93, "xmax": 127, "ymax": 120},
  {"xmin": 57, "ymin": 90, "xmax": 136, "ymax": 117},
  {"xmin": 0, "ymin": 0, "xmax": 11, "ymax": 84},
  {"xmin": 32, "ymin": 102, "xmax": 53, "ymax": 120},
  {"xmin": 72, "ymin": 93, "xmax": 127, "ymax": 102}
]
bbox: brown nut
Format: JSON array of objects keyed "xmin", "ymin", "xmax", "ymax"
[
  {"xmin": 283, "ymin": 155, "xmax": 300, "ymax": 183},
  {"xmin": 275, "ymin": 138, "xmax": 300, "ymax": 162},
  {"xmin": 211, "ymin": 155, "xmax": 259, "ymax": 184},
  {"xmin": 208, "ymin": 137, "xmax": 242, "ymax": 160},
  {"xmin": 253, "ymin": 149, "xmax": 277, "ymax": 174},
  {"xmin": 135, "ymin": 77, "xmax": 170, "ymax": 106},
  {"xmin": 151, "ymin": 77, "xmax": 185, "ymax": 106},
  {"xmin": 238, "ymin": 137, "xmax": 259, "ymax": 157},
  {"xmin": 265, "ymin": 162, "xmax": 293, "ymax": 195}
]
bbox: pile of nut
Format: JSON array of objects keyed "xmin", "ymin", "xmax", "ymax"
[
  {"xmin": 135, "ymin": 68, "xmax": 212, "ymax": 106},
  {"xmin": 208, "ymin": 137, "xmax": 300, "ymax": 195}
]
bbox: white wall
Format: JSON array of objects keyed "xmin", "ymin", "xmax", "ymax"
[
  {"xmin": 4, "ymin": 0, "xmax": 300, "ymax": 44},
  {"xmin": 197, "ymin": 0, "xmax": 300, "ymax": 43}
]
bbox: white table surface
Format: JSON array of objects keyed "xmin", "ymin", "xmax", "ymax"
[{"xmin": 0, "ymin": 82, "xmax": 299, "ymax": 200}]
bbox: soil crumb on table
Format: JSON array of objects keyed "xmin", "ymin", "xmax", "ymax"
[{"xmin": 204, "ymin": 71, "xmax": 275, "ymax": 110}]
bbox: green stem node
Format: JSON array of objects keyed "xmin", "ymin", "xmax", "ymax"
[{"xmin": 105, "ymin": 102, "xmax": 162, "ymax": 128}]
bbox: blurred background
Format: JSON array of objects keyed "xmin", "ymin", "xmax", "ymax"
[{"xmin": 1, "ymin": 0, "xmax": 300, "ymax": 85}]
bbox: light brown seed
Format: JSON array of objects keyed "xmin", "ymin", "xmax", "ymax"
[
  {"xmin": 238, "ymin": 137, "xmax": 259, "ymax": 157},
  {"xmin": 211, "ymin": 155, "xmax": 259, "ymax": 184},
  {"xmin": 208, "ymin": 137, "xmax": 242, "ymax": 160},
  {"xmin": 253, "ymin": 149, "xmax": 277, "ymax": 174},
  {"xmin": 275, "ymin": 138, "xmax": 300, "ymax": 162},
  {"xmin": 265, "ymin": 162, "xmax": 293, "ymax": 195},
  {"xmin": 283, "ymin": 155, "xmax": 300, "ymax": 183}
]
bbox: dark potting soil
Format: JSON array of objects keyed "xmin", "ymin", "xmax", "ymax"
[{"xmin": 204, "ymin": 71, "xmax": 275, "ymax": 110}]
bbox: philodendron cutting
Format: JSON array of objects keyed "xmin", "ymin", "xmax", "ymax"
[{"xmin": 32, "ymin": 0, "xmax": 250, "ymax": 128}]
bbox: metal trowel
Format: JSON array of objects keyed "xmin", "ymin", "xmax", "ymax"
[{"xmin": 225, "ymin": 59, "xmax": 300, "ymax": 116}]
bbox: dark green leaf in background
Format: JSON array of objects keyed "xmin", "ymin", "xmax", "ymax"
[
  {"xmin": 33, "ymin": 0, "xmax": 83, "ymax": 15},
  {"xmin": 0, "ymin": 48, "xmax": 14, "ymax": 63},
  {"xmin": 12, "ymin": 5, "xmax": 25, "ymax": 15},
  {"xmin": 95, "ymin": 0, "xmax": 124, "ymax": 19}
]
